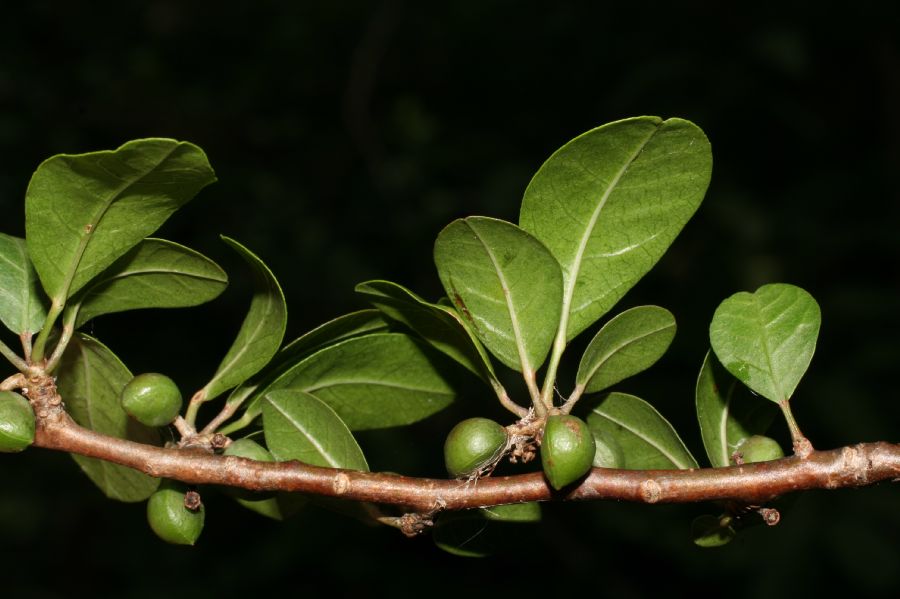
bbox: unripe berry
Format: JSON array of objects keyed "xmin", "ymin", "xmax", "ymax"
[
  {"xmin": 146, "ymin": 482, "xmax": 205, "ymax": 545},
  {"xmin": 121, "ymin": 373, "xmax": 182, "ymax": 427},
  {"xmin": 444, "ymin": 417, "xmax": 508, "ymax": 478},
  {"xmin": 541, "ymin": 414, "xmax": 596, "ymax": 490},
  {"xmin": 0, "ymin": 391, "xmax": 35, "ymax": 453}
]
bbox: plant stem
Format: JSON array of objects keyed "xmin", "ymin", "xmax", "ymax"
[
  {"xmin": 560, "ymin": 383, "xmax": 586, "ymax": 414},
  {"xmin": 31, "ymin": 300, "xmax": 64, "ymax": 363},
  {"xmin": 45, "ymin": 306, "xmax": 78, "ymax": 373},
  {"xmin": 779, "ymin": 400, "xmax": 813, "ymax": 457},
  {"xmin": 32, "ymin": 410, "xmax": 900, "ymax": 512},
  {"xmin": 20, "ymin": 333, "xmax": 33, "ymax": 363},
  {"xmin": 0, "ymin": 338, "xmax": 29, "ymax": 373},
  {"xmin": 539, "ymin": 331, "xmax": 566, "ymax": 410},
  {"xmin": 217, "ymin": 412, "xmax": 255, "ymax": 437},
  {"xmin": 494, "ymin": 383, "xmax": 528, "ymax": 419},
  {"xmin": 184, "ymin": 389, "xmax": 206, "ymax": 429}
]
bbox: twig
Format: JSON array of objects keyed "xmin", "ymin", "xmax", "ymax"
[{"xmin": 31, "ymin": 408, "xmax": 900, "ymax": 513}]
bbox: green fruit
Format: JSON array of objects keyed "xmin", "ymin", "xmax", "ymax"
[
  {"xmin": 121, "ymin": 373, "xmax": 182, "ymax": 427},
  {"xmin": 541, "ymin": 414, "xmax": 596, "ymax": 490},
  {"xmin": 733, "ymin": 435, "xmax": 784, "ymax": 464},
  {"xmin": 0, "ymin": 391, "xmax": 35, "ymax": 453},
  {"xmin": 444, "ymin": 417, "xmax": 508, "ymax": 477},
  {"xmin": 146, "ymin": 482, "xmax": 205, "ymax": 545}
]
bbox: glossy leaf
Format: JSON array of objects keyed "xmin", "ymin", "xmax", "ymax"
[
  {"xmin": 709, "ymin": 283, "xmax": 821, "ymax": 403},
  {"xmin": 695, "ymin": 350, "xmax": 778, "ymax": 468},
  {"xmin": 226, "ymin": 310, "xmax": 390, "ymax": 419},
  {"xmin": 25, "ymin": 138, "xmax": 215, "ymax": 302},
  {"xmin": 199, "ymin": 237, "xmax": 287, "ymax": 402},
  {"xmin": 433, "ymin": 216, "xmax": 563, "ymax": 372},
  {"xmin": 576, "ymin": 305, "xmax": 676, "ymax": 394},
  {"xmin": 73, "ymin": 238, "xmax": 227, "ymax": 327},
  {"xmin": 0, "ymin": 233, "xmax": 47, "ymax": 334},
  {"xmin": 56, "ymin": 334, "xmax": 160, "ymax": 501},
  {"xmin": 588, "ymin": 392, "xmax": 698, "ymax": 470},
  {"xmin": 264, "ymin": 333, "xmax": 456, "ymax": 430},
  {"xmin": 355, "ymin": 279, "xmax": 496, "ymax": 384},
  {"xmin": 262, "ymin": 390, "xmax": 368, "ymax": 471},
  {"xmin": 519, "ymin": 117, "xmax": 711, "ymax": 341}
]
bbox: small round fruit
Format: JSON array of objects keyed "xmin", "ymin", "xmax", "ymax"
[
  {"xmin": 121, "ymin": 373, "xmax": 182, "ymax": 427},
  {"xmin": 733, "ymin": 435, "xmax": 784, "ymax": 464},
  {"xmin": 0, "ymin": 391, "xmax": 35, "ymax": 453},
  {"xmin": 147, "ymin": 482, "xmax": 205, "ymax": 545},
  {"xmin": 541, "ymin": 414, "xmax": 596, "ymax": 490},
  {"xmin": 444, "ymin": 417, "xmax": 508, "ymax": 477}
]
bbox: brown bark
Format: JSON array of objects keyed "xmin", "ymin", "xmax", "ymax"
[{"xmin": 32, "ymin": 408, "xmax": 900, "ymax": 513}]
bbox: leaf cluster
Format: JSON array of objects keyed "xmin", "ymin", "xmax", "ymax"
[{"xmin": 0, "ymin": 118, "xmax": 834, "ymax": 552}]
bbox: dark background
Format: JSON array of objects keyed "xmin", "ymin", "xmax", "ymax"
[{"xmin": 1, "ymin": 2, "xmax": 898, "ymax": 597}]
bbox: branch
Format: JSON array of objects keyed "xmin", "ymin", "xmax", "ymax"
[{"xmin": 32, "ymin": 407, "xmax": 900, "ymax": 513}]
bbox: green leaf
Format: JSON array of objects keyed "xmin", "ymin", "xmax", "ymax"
[
  {"xmin": 235, "ymin": 494, "xmax": 308, "ymax": 521},
  {"xmin": 695, "ymin": 350, "xmax": 778, "ymax": 468},
  {"xmin": 355, "ymin": 279, "xmax": 496, "ymax": 384},
  {"xmin": 587, "ymin": 392, "xmax": 698, "ymax": 470},
  {"xmin": 25, "ymin": 138, "xmax": 216, "ymax": 302},
  {"xmin": 73, "ymin": 238, "xmax": 227, "ymax": 328},
  {"xmin": 0, "ymin": 233, "xmax": 48, "ymax": 334},
  {"xmin": 433, "ymin": 217, "xmax": 563, "ymax": 372},
  {"xmin": 55, "ymin": 334, "xmax": 160, "ymax": 502},
  {"xmin": 576, "ymin": 305, "xmax": 676, "ymax": 394},
  {"xmin": 519, "ymin": 117, "xmax": 712, "ymax": 341},
  {"xmin": 480, "ymin": 502, "xmax": 541, "ymax": 523},
  {"xmin": 262, "ymin": 390, "xmax": 368, "ymax": 471},
  {"xmin": 709, "ymin": 283, "xmax": 821, "ymax": 403},
  {"xmin": 226, "ymin": 310, "xmax": 390, "ymax": 420},
  {"xmin": 692, "ymin": 515, "xmax": 737, "ymax": 548},
  {"xmin": 200, "ymin": 237, "xmax": 287, "ymax": 402},
  {"xmin": 265, "ymin": 333, "xmax": 456, "ymax": 430}
]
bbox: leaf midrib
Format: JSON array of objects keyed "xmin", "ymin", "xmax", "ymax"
[
  {"xmin": 466, "ymin": 220, "xmax": 532, "ymax": 373},
  {"xmin": 267, "ymin": 397, "xmax": 340, "ymax": 468},
  {"xmin": 581, "ymin": 319, "xmax": 674, "ymax": 385},
  {"xmin": 52, "ymin": 143, "xmax": 179, "ymax": 301},
  {"xmin": 560, "ymin": 124, "xmax": 661, "ymax": 339},
  {"xmin": 594, "ymin": 407, "xmax": 692, "ymax": 469}
]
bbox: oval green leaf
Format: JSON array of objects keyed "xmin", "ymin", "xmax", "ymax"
[
  {"xmin": 433, "ymin": 216, "xmax": 563, "ymax": 372},
  {"xmin": 73, "ymin": 238, "xmax": 228, "ymax": 328},
  {"xmin": 56, "ymin": 334, "xmax": 160, "ymax": 502},
  {"xmin": 225, "ymin": 310, "xmax": 390, "ymax": 424},
  {"xmin": 265, "ymin": 333, "xmax": 456, "ymax": 430},
  {"xmin": 576, "ymin": 305, "xmax": 676, "ymax": 394},
  {"xmin": 262, "ymin": 389, "xmax": 368, "ymax": 471},
  {"xmin": 587, "ymin": 392, "xmax": 698, "ymax": 470},
  {"xmin": 0, "ymin": 233, "xmax": 48, "ymax": 334},
  {"xmin": 355, "ymin": 279, "xmax": 496, "ymax": 385},
  {"xmin": 519, "ymin": 117, "xmax": 712, "ymax": 341},
  {"xmin": 695, "ymin": 350, "xmax": 778, "ymax": 468},
  {"xmin": 199, "ymin": 237, "xmax": 287, "ymax": 402},
  {"xmin": 25, "ymin": 138, "xmax": 216, "ymax": 302},
  {"xmin": 709, "ymin": 283, "xmax": 821, "ymax": 403}
]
